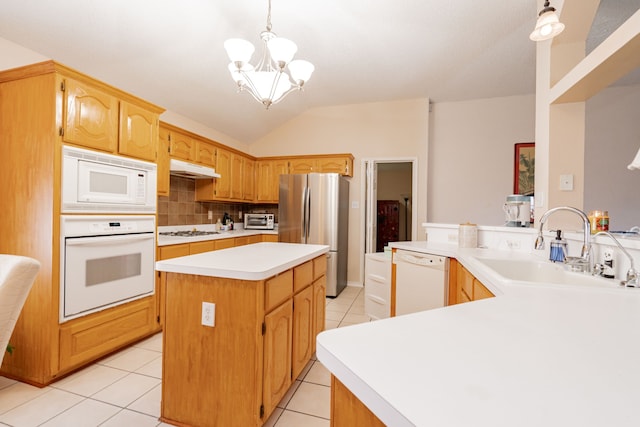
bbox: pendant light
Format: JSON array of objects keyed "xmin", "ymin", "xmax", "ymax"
[
  {"xmin": 224, "ymin": 0, "xmax": 314, "ymax": 108},
  {"xmin": 530, "ymin": 1, "xmax": 565, "ymax": 41}
]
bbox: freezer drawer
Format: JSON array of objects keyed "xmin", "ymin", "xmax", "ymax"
[{"xmin": 393, "ymin": 249, "xmax": 448, "ymax": 316}]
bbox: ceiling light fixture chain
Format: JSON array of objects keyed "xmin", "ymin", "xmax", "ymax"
[{"xmin": 224, "ymin": 0, "xmax": 314, "ymax": 108}]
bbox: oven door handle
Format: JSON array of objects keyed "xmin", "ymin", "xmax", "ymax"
[{"xmin": 65, "ymin": 234, "xmax": 154, "ymax": 247}]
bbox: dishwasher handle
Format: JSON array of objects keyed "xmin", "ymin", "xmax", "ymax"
[{"xmin": 393, "ymin": 250, "xmax": 445, "ymax": 269}]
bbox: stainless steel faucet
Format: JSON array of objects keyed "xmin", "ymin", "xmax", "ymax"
[
  {"xmin": 593, "ymin": 231, "xmax": 639, "ymax": 287},
  {"xmin": 534, "ymin": 206, "xmax": 591, "ymax": 272}
]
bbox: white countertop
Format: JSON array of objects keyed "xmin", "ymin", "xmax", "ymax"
[
  {"xmin": 317, "ymin": 241, "xmax": 640, "ymax": 427},
  {"xmin": 155, "ymin": 242, "xmax": 329, "ymax": 281},
  {"xmin": 157, "ymin": 227, "xmax": 278, "ymax": 247}
]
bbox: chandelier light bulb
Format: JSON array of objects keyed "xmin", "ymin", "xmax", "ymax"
[{"xmin": 288, "ymin": 60, "xmax": 314, "ymax": 85}]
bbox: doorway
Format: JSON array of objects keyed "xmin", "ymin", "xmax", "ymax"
[{"xmin": 363, "ymin": 159, "xmax": 416, "ymax": 254}]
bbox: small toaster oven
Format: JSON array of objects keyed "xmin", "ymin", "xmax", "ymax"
[{"xmin": 244, "ymin": 213, "xmax": 275, "ymax": 230}]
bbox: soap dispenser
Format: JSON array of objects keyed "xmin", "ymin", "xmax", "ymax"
[{"xmin": 549, "ymin": 230, "xmax": 567, "ymax": 263}]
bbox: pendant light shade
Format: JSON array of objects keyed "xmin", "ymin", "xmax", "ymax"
[{"xmin": 530, "ymin": 1, "xmax": 565, "ymax": 41}]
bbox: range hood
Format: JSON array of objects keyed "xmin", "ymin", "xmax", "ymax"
[{"xmin": 169, "ymin": 159, "xmax": 221, "ymax": 179}]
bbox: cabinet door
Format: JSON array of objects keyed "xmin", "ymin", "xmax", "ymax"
[
  {"xmin": 157, "ymin": 126, "xmax": 171, "ymax": 196},
  {"xmin": 63, "ymin": 77, "xmax": 119, "ymax": 152},
  {"xmin": 118, "ymin": 101, "xmax": 158, "ymax": 161},
  {"xmin": 312, "ymin": 276, "xmax": 326, "ymax": 354},
  {"xmin": 292, "ymin": 286, "xmax": 313, "ymax": 380},
  {"xmin": 255, "ymin": 160, "xmax": 273, "ymax": 202},
  {"xmin": 215, "ymin": 147, "xmax": 232, "ymax": 199},
  {"xmin": 263, "ymin": 300, "xmax": 293, "ymax": 419},
  {"xmin": 317, "ymin": 156, "xmax": 352, "ymax": 176},
  {"xmin": 230, "ymin": 154, "xmax": 244, "ymax": 200},
  {"xmin": 243, "ymin": 158, "xmax": 256, "ymax": 201},
  {"xmin": 289, "ymin": 158, "xmax": 316, "ymax": 174},
  {"xmin": 170, "ymin": 131, "xmax": 195, "ymax": 160},
  {"xmin": 272, "ymin": 159, "xmax": 289, "ymax": 202},
  {"xmin": 473, "ymin": 280, "xmax": 494, "ymax": 300},
  {"xmin": 158, "ymin": 244, "xmax": 190, "ymax": 260},
  {"xmin": 195, "ymin": 140, "xmax": 215, "ymax": 166}
]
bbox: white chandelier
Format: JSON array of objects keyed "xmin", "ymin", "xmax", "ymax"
[{"xmin": 224, "ymin": 0, "xmax": 314, "ymax": 108}]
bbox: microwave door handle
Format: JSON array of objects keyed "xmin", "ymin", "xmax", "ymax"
[{"xmin": 65, "ymin": 234, "xmax": 154, "ymax": 247}]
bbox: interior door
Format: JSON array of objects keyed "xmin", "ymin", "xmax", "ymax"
[{"xmin": 376, "ymin": 200, "xmax": 399, "ymax": 251}]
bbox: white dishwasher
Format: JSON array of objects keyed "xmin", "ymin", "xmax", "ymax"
[{"xmin": 393, "ymin": 249, "xmax": 448, "ymax": 315}]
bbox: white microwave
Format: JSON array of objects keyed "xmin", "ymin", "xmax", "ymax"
[{"xmin": 62, "ymin": 146, "xmax": 157, "ymax": 213}]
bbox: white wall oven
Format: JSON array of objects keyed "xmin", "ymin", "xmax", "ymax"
[
  {"xmin": 62, "ymin": 145, "xmax": 157, "ymax": 214},
  {"xmin": 60, "ymin": 215, "xmax": 155, "ymax": 322}
]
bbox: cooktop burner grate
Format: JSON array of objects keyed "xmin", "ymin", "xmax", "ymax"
[{"xmin": 159, "ymin": 230, "xmax": 220, "ymax": 237}]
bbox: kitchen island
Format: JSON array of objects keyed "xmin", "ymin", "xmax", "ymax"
[
  {"xmin": 155, "ymin": 242, "xmax": 329, "ymax": 427},
  {"xmin": 317, "ymin": 240, "xmax": 640, "ymax": 427}
]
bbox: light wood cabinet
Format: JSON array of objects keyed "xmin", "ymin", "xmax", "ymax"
[
  {"xmin": 262, "ymin": 234, "xmax": 279, "ymax": 243},
  {"xmin": 263, "ymin": 300, "xmax": 293, "ymax": 417},
  {"xmin": 230, "ymin": 153, "xmax": 244, "ymax": 200},
  {"xmin": 169, "ymin": 131, "xmax": 195, "ymax": 160},
  {"xmin": 449, "ymin": 259, "xmax": 495, "ymax": 305},
  {"xmin": 0, "ymin": 61, "xmax": 163, "ymax": 386},
  {"xmin": 160, "ymin": 254, "xmax": 326, "ymax": 426},
  {"xmin": 196, "ymin": 146, "xmax": 232, "ymax": 200},
  {"xmin": 244, "ymin": 157, "xmax": 256, "ymax": 201},
  {"xmin": 331, "ymin": 375, "xmax": 385, "ymax": 427},
  {"xmin": 118, "ymin": 100, "xmax": 158, "ymax": 161},
  {"xmin": 287, "ymin": 154, "xmax": 354, "ymax": 177},
  {"xmin": 256, "ymin": 158, "xmax": 289, "ymax": 203},
  {"xmin": 62, "ymin": 77, "xmax": 160, "ymax": 162},
  {"xmin": 157, "ymin": 126, "xmax": 170, "ymax": 196},
  {"xmin": 195, "ymin": 139, "xmax": 216, "ymax": 166},
  {"xmin": 63, "ymin": 77, "xmax": 119, "ymax": 152}
]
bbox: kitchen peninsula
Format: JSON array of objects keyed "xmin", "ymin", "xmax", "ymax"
[
  {"xmin": 317, "ymin": 237, "xmax": 640, "ymax": 427},
  {"xmin": 155, "ymin": 242, "xmax": 329, "ymax": 427}
]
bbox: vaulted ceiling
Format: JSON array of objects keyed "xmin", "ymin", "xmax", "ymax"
[{"xmin": 0, "ymin": 1, "xmax": 637, "ymax": 143}]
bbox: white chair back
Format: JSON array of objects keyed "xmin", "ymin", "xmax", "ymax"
[{"xmin": 0, "ymin": 255, "xmax": 40, "ymax": 367}]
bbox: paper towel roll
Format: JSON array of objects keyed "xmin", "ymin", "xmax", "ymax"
[{"xmin": 458, "ymin": 223, "xmax": 478, "ymax": 248}]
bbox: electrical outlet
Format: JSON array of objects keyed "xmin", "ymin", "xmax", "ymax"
[
  {"xmin": 506, "ymin": 239, "xmax": 521, "ymax": 249},
  {"xmin": 207, "ymin": 210, "xmax": 213, "ymax": 220},
  {"xmin": 202, "ymin": 302, "xmax": 215, "ymax": 327}
]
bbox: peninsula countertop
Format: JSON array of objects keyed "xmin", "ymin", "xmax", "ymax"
[
  {"xmin": 316, "ymin": 241, "xmax": 640, "ymax": 427},
  {"xmin": 155, "ymin": 242, "xmax": 329, "ymax": 281}
]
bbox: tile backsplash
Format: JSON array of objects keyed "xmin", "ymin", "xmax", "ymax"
[{"xmin": 157, "ymin": 176, "xmax": 277, "ymax": 226}]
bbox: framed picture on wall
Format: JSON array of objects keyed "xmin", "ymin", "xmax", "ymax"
[{"xmin": 514, "ymin": 142, "xmax": 535, "ymax": 195}]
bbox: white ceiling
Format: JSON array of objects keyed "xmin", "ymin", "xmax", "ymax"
[{"xmin": 0, "ymin": 1, "xmax": 637, "ymax": 143}]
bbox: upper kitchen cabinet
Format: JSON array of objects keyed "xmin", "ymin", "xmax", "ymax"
[
  {"xmin": 243, "ymin": 157, "xmax": 256, "ymax": 201},
  {"xmin": 288, "ymin": 154, "xmax": 354, "ymax": 177},
  {"xmin": 196, "ymin": 146, "xmax": 232, "ymax": 200},
  {"xmin": 256, "ymin": 158, "xmax": 289, "ymax": 203},
  {"xmin": 169, "ymin": 131, "xmax": 195, "ymax": 161},
  {"xmin": 61, "ymin": 75, "xmax": 162, "ymax": 162},
  {"xmin": 118, "ymin": 101, "xmax": 158, "ymax": 161},
  {"xmin": 230, "ymin": 153, "xmax": 244, "ymax": 200},
  {"xmin": 157, "ymin": 126, "xmax": 171, "ymax": 196},
  {"xmin": 195, "ymin": 139, "xmax": 216, "ymax": 167}
]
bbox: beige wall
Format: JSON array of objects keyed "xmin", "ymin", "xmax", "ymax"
[
  {"xmin": 250, "ymin": 99, "xmax": 430, "ymax": 285},
  {"xmin": 428, "ymin": 94, "xmax": 536, "ymax": 226},
  {"xmin": 585, "ymin": 83, "xmax": 640, "ymax": 230},
  {"xmin": 0, "ymin": 37, "xmax": 48, "ymax": 70}
]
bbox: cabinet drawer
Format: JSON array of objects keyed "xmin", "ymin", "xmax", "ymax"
[
  {"xmin": 234, "ymin": 236, "xmax": 250, "ymax": 247},
  {"xmin": 294, "ymin": 261, "xmax": 313, "ymax": 293},
  {"xmin": 265, "ymin": 270, "xmax": 293, "ymax": 312},
  {"xmin": 158, "ymin": 244, "xmax": 190, "ymax": 260},
  {"xmin": 313, "ymin": 255, "xmax": 327, "ymax": 280},
  {"xmin": 215, "ymin": 238, "xmax": 234, "ymax": 250},
  {"xmin": 190, "ymin": 240, "xmax": 215, "ymax": 255},
  {"xmin": 365, "ymin": 254, "xmax": 391, "ymax": 280}
]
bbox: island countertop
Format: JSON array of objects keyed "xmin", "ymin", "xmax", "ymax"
[{"xmin": 155, "ymin": 242, "xmax": 329, "ymax": 281}]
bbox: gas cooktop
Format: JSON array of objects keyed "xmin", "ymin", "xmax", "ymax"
[{"xmin": 159, "ymin": 230, "xmax": 220, "ymax": 237}]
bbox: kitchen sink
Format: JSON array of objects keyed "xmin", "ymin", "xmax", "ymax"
[{"xmin": 474, "ymin": 257, "xmax": 620, "ymax": 289}]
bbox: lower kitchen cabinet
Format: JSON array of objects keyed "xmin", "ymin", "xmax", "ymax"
[
  {"xmin": 331, "ymin": 376, "xmax": 385, "ymax": 427},
  {"xmin": 160, "ymin": 255, "xmax": 327, "ymax": 426},
  {"xmin": 448, "ymin": 258, "xmax": 495, "ymax": 305}
]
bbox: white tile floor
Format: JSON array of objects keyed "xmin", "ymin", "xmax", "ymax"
[{"xmin": 0, "ymin": 287, "xmax": 367, "ymax": 427}]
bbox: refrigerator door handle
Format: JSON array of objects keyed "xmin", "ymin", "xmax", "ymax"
[{"xmin": 302, "ymin": 185, "xmax": 309, "ymax": 242}]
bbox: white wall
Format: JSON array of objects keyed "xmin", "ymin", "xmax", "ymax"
[
  {"xmin": 0, "ymin": 37, "xmax": 48, "ymax": 70},
  {"xmin": 250, "ymin": 99, "xmax": 430, "ymax": 284},
  {"xmin": 428, "ymin": 94, "xmax": 536, "ymax": 226},
  {"xmin": 585, "ymin": 83, "xmax": 640, "ymax": 230}
]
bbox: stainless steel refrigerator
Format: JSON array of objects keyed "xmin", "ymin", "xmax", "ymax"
[{"xmin": 279, "ymin": 173, "xmax": 349, "ymax": 297}]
